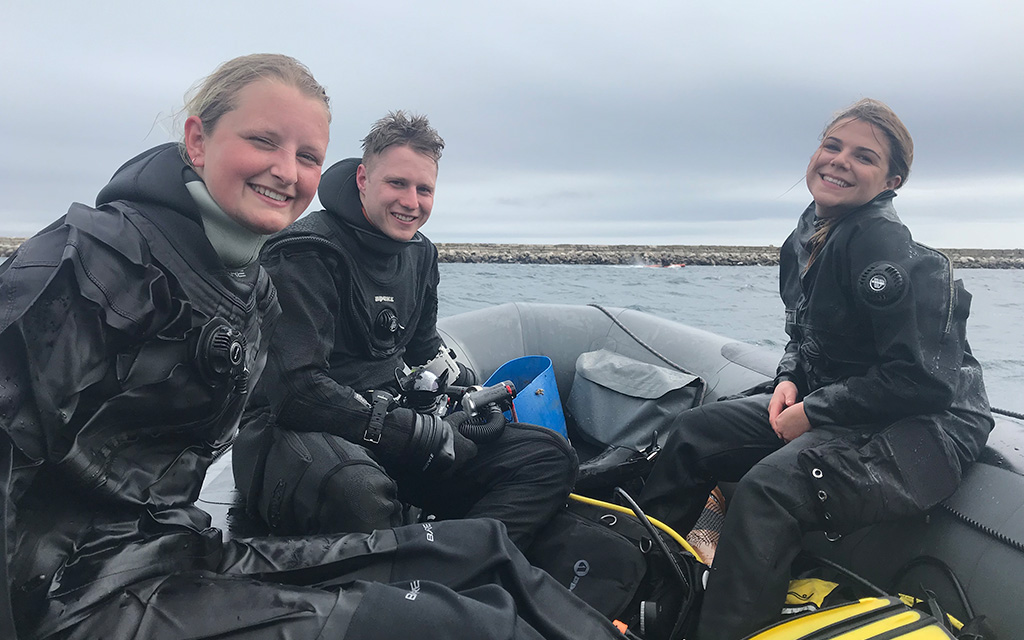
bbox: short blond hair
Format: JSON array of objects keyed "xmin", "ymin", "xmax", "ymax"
[{"xmin": 361, "ymin": 110, "xmax": 444, "ymax": 167}]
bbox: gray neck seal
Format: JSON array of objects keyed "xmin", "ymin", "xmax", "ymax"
[{"xmin": 184, "ymin": 171, "xmax": 268, "ymax": 268}]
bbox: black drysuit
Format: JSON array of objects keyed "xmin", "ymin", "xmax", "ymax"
[
  {"xmin": 639, "ymin": 192, "xmax": 993, "ymax": 640},
  {"xmin": 231, "ymin": 158, "xmax": 576, "ymax": 549},
  {"xmin": 0, "ymin": 144, "xmax": 619, "ymax": 639}
]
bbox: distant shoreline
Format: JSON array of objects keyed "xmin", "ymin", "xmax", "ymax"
[
  {"xmin": 3, "ymin": 238, "xmax": 1022, "ymax": 268},
  {"xmin": 435, "ymin": 243, "xmax": 1024, "ymax": 269}
]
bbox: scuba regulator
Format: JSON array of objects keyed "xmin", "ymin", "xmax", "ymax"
[{"xmin": 396, "ymin": 347, "xmax": 518, "ymax": 444}]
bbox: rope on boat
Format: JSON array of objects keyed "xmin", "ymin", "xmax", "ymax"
[
  {"xmin": 992, "ymin": 406, "xmax": 1024, "ymax": 421},
  {"xmin": 587, "ymin": 303, "xmax": 708, "ymax": 404}
]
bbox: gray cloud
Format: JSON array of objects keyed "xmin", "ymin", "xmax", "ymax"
[{"xmin": 4, "ymin": 0, "xmax": 1023, "ymax": 247}]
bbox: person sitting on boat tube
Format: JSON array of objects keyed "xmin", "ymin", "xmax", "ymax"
[
  {"xmin": 230, "ymin": 111, "xmax": 577, "ymax": 550},
  {"xmin": 0, "ymin": 55, "xmax": 627, "ymax": 640},
  {"xmin": 638, "ymin": 98, "xmax": 993, "ymax": 640}
]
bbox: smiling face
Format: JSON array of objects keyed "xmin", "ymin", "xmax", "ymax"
[
  {"xmin": 184, "ymin": 79, "xmax": 330, "ymax": 234},
  {"xmin": 356, "ymin": 144, "xmax": 437, "ymax": 241},
  {"xmin": 806, "ymin": 117, "xmax": 902, "ymax": 219}
]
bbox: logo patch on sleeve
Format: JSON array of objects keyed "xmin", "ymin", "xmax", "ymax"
[{"xmin": 857, "ymin": 262, "xmax": 908, "ymax": 307}]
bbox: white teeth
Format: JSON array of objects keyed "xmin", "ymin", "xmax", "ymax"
[
  {"xmin": 252, "ymin": 185, "xmax": 287, "ymax": 201},
  {"xmin": 392, "ymin": 212, "xmax": 414, "ymax": 222},
  {"xmin": 823, "ymin": 175, "xmax": 851, "ymax": 188}
]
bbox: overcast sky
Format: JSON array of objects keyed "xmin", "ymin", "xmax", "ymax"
[{"xmin": 4, "ymin": 1, "xmax": 1023, "ymax": 248}]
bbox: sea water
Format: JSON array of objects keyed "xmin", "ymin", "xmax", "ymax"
[
  {"xmin": 3, "ymin": 255, "xmax": 1021, "ymax": 412},
  {"xmin": 438, "ymin": 264, "xmax": 1024, "ymax": 414}
]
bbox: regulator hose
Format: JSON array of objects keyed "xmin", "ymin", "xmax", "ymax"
[
  {"xmin": 447, "ymin": 405, "xmax": 507, "ymax": 444},
  {"xmin": 569, "ymin": 492, "xmax": 703, "ymax": 563}
]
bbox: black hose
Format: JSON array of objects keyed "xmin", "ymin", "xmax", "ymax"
[
  {"xmin": 614, "ymin": 486, "xmax": 696, "ymax": 640},
  {"xmin": 800, "ymin": 551, "xmax": 888, "ymax": 597},
  {"xmin": 889, "ymin": 555, "xmax": 975, "ymax": 620},
  {"xmin": 448, "ymin": 405, "xmax": 507, "ymax": 443}
]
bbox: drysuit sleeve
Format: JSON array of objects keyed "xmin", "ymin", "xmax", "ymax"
[
  {"xmin": 0, "ymin": 211, "xmax": 170, "ymax": 480},
  {"xmin": 257, "ymin": 247, "xmax": 377, "ymax": 437},
  {"xmin": 774, "ymin": 221, "xmax": 811, "ymax": 394},
  {"xmin": 403, "ymin": 248, "xmax": 442, "ymax": 368},
  {"xmin": 774, "ymin": 338, "xmax": 806, "ymax": 393},
  {"xmin": 801, "ymin": 220, "xmax": 968, "ymax": 427}
]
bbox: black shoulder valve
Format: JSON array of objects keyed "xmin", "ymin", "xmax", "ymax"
[
  {"xmin": 195, "ymin": 317, "xmax": 248, "ymax": 393},
  {"xmin": 857, "ymin": 261, "xmax": 908, "ymax": 308}
]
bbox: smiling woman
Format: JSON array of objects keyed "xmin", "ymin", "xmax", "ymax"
[
  {"xmin": 638, "ymin": 98, "xmax": 993, "ymax": 640},
  {"xmin": 184, "ymin": 79, "xmax": 330, "ymax": 235},
  {"xmin": 0, "ymin": 54, "xmax": 628, "ymax": 640}
]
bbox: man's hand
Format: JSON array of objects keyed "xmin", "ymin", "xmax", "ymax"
[{"xmin": 388, "ymin": 408, "xmax": 478, "ymax": 474}]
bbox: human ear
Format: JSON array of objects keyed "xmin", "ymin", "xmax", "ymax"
[
  {"xmin": 886, "ymin": 175, "xmax": 902, "ymax": 190},
  {"xmin": 183, "ymin": 116, "xmax": 206, "ymax": 169},
  {"xmin": 355, "ymin": 163, "xmax": 368, "ymax": 193}
]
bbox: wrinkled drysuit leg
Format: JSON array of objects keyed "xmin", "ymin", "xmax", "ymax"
[
  {"xmin": 692, "ymin": 429, "xmax": 839, "ymax": 640},
  {"xmin": 245, "ymin": 426, "xmax": 405, "ymax": 535},
  {"xmin": 639, "ymin": 394, "xmax": 783, "ymax": 536},
  {"xmin": 638, "ymin": 394, "xmax": 850, "ymax": 640},
  {"xmin": 49, "ymin": 519, "xmax": 621, "ymax": 640},
  {"xmin": 350, "ymin": 518, "xmax": 619, "ymax": 639},
  {"xmin": 393, "ymin": 422, "xmax": 578, "ymax": 550},
  {"xmin": 247, "ymin": 421, "xmax": 576, "ymax": 551}
]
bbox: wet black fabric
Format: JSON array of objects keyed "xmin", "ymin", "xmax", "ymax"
[
  {"xmin": 0, "ymin": 144, "xmax": 279, "ymax": 637},
  {"xmin": 232, "ymin": 158, "xmax": 576, "ymax": 548},
  {"xmin": 1, "ymin": 146, "xmax": 618, "ymax": 640},
  {"xmin": 639, "ymin": 194, "xmax": 993, "ymax": 640},
  {"xmin": 50, "ymin": 520, "xmax": 624, "ymax": 640},
  {"xmin": 777, "ymin": 193, "xmax": 992, "ymax": 462},
  {"xmin": 246, "ymin": 409, "xmax": 577, "ymax": 549}
]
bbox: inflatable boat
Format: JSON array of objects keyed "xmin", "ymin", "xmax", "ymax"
[{"xmin": 200, "ymin": 302, "xmax": 1024, "ymax": 638}]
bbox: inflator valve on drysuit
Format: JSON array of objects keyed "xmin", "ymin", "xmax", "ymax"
[{"xmin": 195, "ymin": 318, "xmax": 248, "ymax": 393}]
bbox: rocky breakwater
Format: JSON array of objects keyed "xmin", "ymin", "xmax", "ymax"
[
  {"xmin": 1, "ymin": 238, "xmax": 26, "ymax": 258},
  {"xmin": 436, "ymin": 244, "xmax": 1024, "ymax": 269},
  {"xmin": 437, "ymin": 244, "xmax": 780, "ymax": 266},
  {"xmin": 2, "ymin": 239, "xmax": 1022, "ymax": 268}
]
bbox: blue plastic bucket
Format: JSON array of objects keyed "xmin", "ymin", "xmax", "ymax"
[{"xmin": 484, "ymin": 355, "xmax": 568, "ymax": 439}]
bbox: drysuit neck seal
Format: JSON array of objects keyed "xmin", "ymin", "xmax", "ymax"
[{"xmin": 184, "ymin": 169, "xmax": 268, "ymax": 268}]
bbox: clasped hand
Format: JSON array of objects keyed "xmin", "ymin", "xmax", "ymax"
[{"xmin": 767, "ymin": 380, "xmax": 811, "ymax": 443}]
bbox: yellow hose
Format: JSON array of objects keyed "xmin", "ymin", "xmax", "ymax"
[{"xmin": 568, "ymin": 492, "xmax": 707, "ymax": 564}]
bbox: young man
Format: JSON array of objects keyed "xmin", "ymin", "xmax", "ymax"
[{"xmin": 232, "ymin": 111, "xmax": 576, "ymax": 550}]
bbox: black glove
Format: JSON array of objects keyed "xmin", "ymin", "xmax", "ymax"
[
  {"xmin": 455, "ymin": 361, "xmax": 478, "ymax": 386},
  {"xmin": 384, "ymin": 408, "xmax": 478, "ymax": 475}
]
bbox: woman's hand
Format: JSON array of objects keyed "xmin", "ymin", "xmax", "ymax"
[
  {"xmin": 769, "ymin": 381, "xmax": 810, "ymax": 442},
  {"xmin": 769, "ymin": 381, "xmax": 798, "ymax": 425},
  {"xmin": 774, "ymin": 402, "xmax": 811, "ymax": 443}
]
